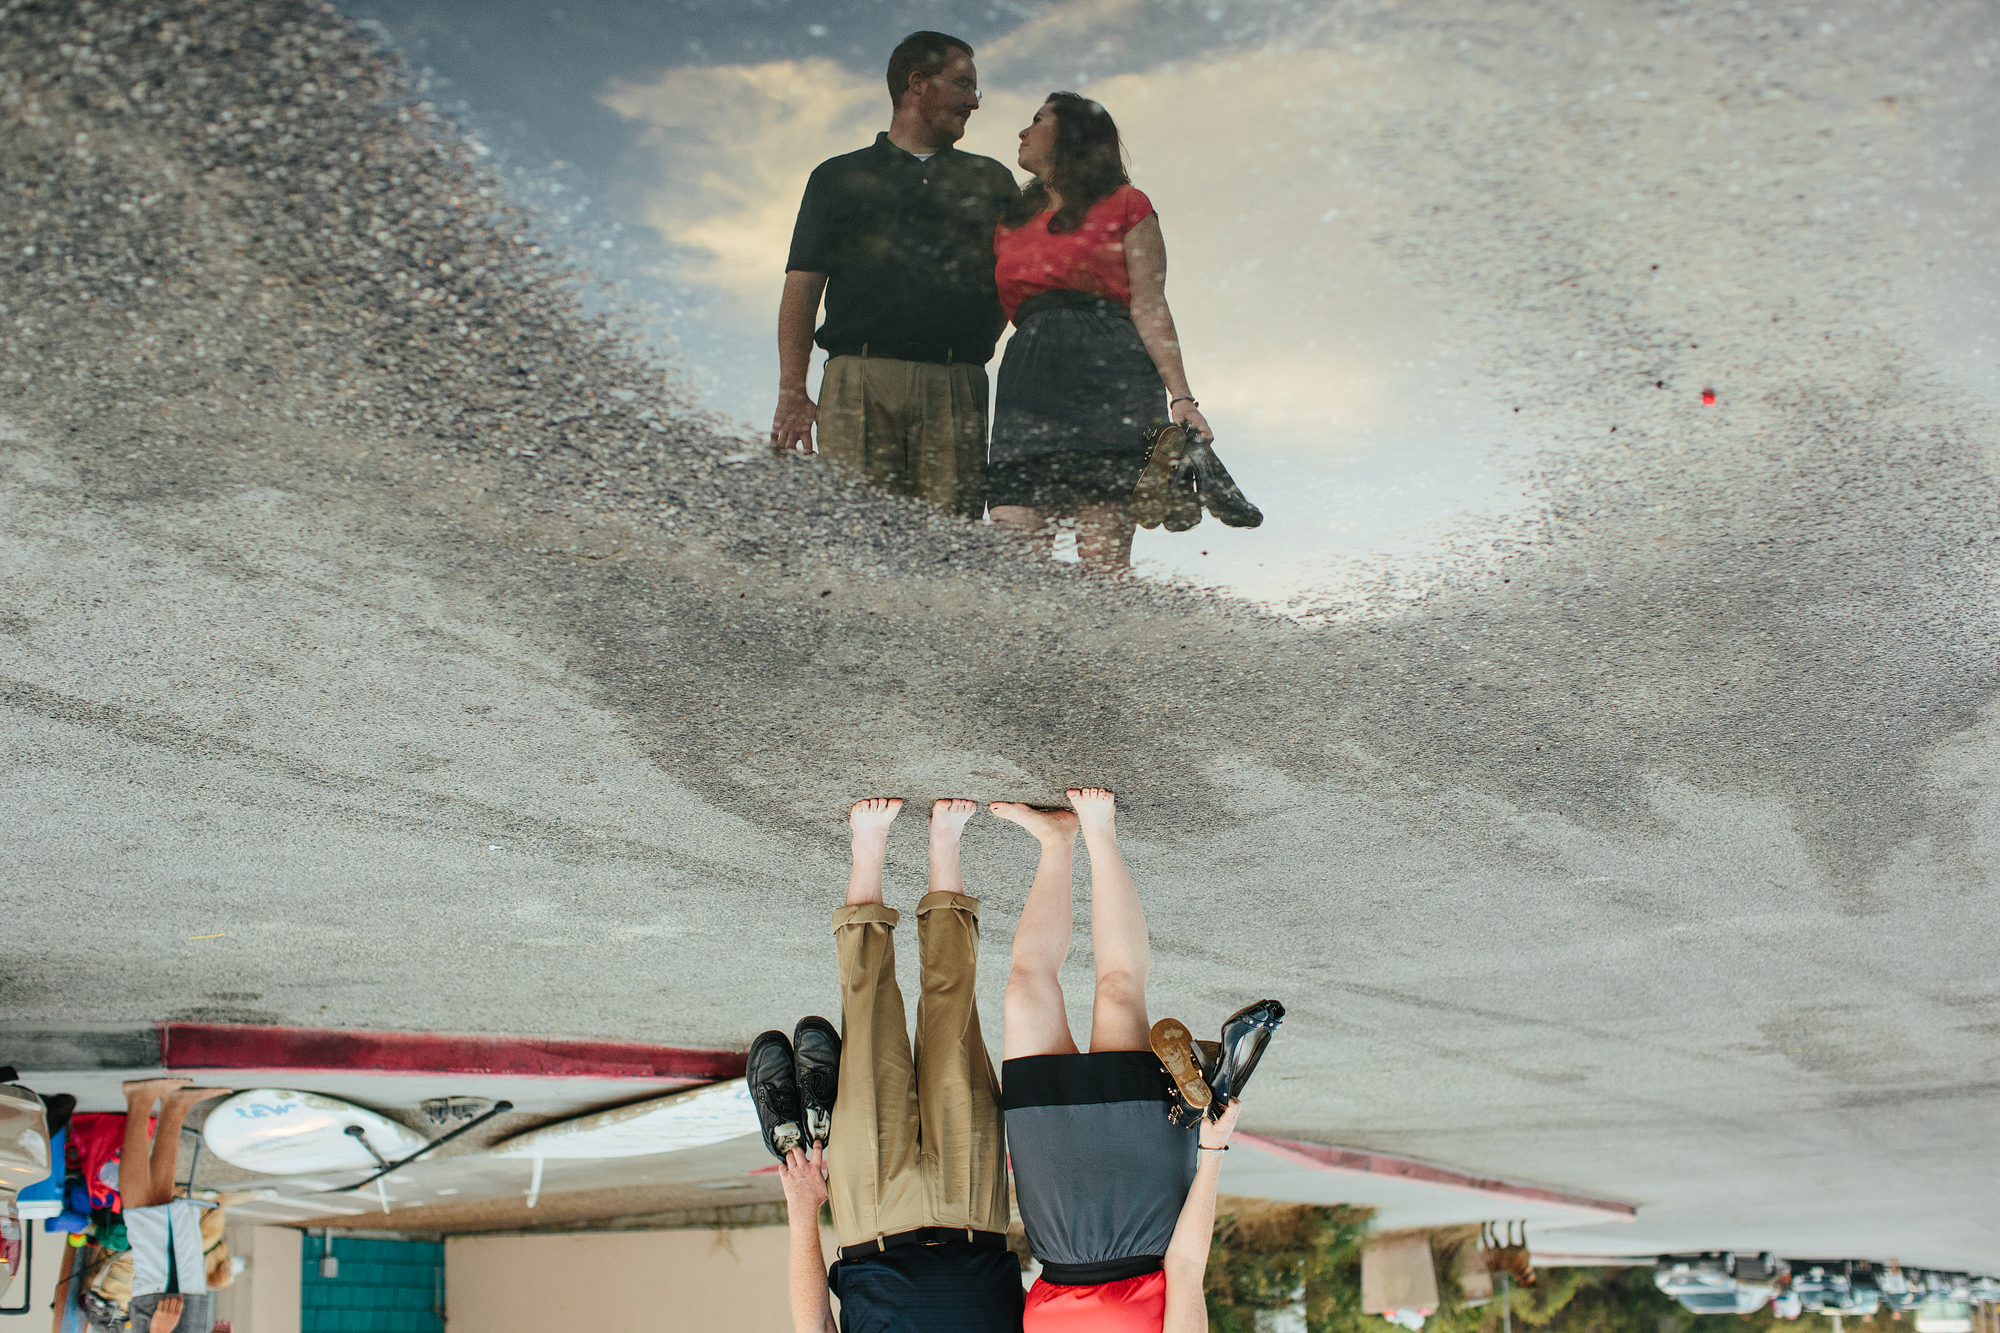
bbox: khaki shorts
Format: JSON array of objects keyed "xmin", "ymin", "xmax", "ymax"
[
  {"xmin": 825, "ymin": 892, "xmax": 1009, "ymax": 1247},
  {"xmin": 817, "ymin": 353, "xmax": 987, "ymax": 520}
]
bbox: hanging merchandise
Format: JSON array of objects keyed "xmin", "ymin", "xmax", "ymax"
[{"xmin": 64, "ymin": 1116, "xmax": 143, "ymax": 1212}]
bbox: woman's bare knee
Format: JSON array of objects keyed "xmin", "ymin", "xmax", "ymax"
[{"xmin": 1093, "ymin": 967, "xmax": 1147, "ymax": 1007}]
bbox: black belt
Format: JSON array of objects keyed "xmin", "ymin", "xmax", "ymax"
[
  {"xmin": 821, "ymin": 340, "xmax": 974, "ymax": 366},
  {"xmin": 837, "ymin": 1227, "xmax": 1009, "ymax": 1262},
  {"xmin": 1013, "ymin": 289, "xmax": 1131, "ymax": 322},
  {"xmin": 1040, "ymin": 1254, "xmax": 1164, "ymax": 1286}
]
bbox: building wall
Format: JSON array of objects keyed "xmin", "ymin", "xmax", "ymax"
[
  {"xmin": 301, "ymin": 1236, "xmax": 443, "ymax": 1333},
  {"xmin": 215, "ymin": 1225, "xmax": 303, "ymax": 1333},
  {"xmin": 445, "ymin": 1228, "xmax": 807, "ymax": 1333}
]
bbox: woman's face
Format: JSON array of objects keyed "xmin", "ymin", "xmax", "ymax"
[{"xmin": 1017, "ymin": 101, "xmax": 1059, "ymax": 179}]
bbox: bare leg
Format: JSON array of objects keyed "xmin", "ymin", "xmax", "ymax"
[
  {"xmin": 1073, "ymin": 503, "xmax": 1135, "ymax": 572},
  {"xmin": 990, "ymin": 504, "xmax": 1054, "ymax": 555},
  {"xmin": 1069, "ymin": 788, "xmax": 1151, "ymax": 1052},
  {"xmin": 991, "ymin": 802, "xmax": 1082, "ymax": 1060},
  {"xmin": 119, "ymin": 1080, "xmax": 187, "ymax": 1211},
  {"xmin": 846, "ymin": 798, "xmax": 902, "ymax": 906},
  {"xmin": 148, "ymin": 1088, "xmax": 229, "ymax": 1204},
  {"xmin": 927, "ymin": 799, "xmax": 978, "ymax": 896}
]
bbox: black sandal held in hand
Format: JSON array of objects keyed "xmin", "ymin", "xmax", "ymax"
[
  {"xmin": 1207, "ymin": 999, "xmax": 1285, "ymax": 1119},
  {"xmin": 1151, "ymin": 1017, "xmax": 1213, "ymax": 1128},
  {"xmin": 748, "ymin": 1029, "xmax": 804, "ymax": 1160},
  {"xmin": 1134, "ymin": 424, "xmax": 1202, "ymax": 532}
]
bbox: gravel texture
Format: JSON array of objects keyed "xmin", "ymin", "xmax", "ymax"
[{"xmin": 5, "ymin": 0, "xmax": 2000, "ymax": 1270}]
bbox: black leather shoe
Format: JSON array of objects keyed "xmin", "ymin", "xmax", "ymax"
[
  {"xmin": 1208, "ymin": 999, "xmax": 1285, "ymax": 1119},
  {"xmin": 1186, "ymin": 433, "xmax": 1263, "ymax": 528},
  {"xmin": 748, "ymin": 1029, "xmax": 803, "ymax": 1160},
  {"xmin": 792, "ymin": 1016, "xmax": 840, "ymax": 1150}
]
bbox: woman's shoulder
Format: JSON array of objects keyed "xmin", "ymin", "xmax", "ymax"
[{"xmin": 1089, "ymin": 183, "xmax": 1155, "ymax": 229}]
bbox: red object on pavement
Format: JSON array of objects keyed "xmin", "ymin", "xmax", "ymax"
[{"xmin": 1700, "ymin": 389, "xmax": 1717, "ymax": 405}]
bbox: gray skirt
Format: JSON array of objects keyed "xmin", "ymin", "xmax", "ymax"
[
  {"xmin": 1001, "ymin": 1051, "xmax": 1198, "ymax": 1280},
  {"xmin": 988, "ymin": 294, "xmax": 1169, "ymax": 511}
]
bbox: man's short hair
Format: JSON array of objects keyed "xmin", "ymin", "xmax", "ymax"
[{"xmin": 887, "ymin": 31, "xmax": 974, "ymax": 107}]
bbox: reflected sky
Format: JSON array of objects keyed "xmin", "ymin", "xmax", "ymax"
[{"xmin": 333, "ymin": 0, "xmax": 1999, "ymax": 611}]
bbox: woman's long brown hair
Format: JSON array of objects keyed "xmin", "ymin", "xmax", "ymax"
[{"xmin": 1006, "ymin": 92, "xmax": 1130, "ymax": 234}]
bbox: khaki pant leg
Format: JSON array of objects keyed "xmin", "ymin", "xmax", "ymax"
[
  {"xmin": 911, "ymin": 890, "xmax": 1010, "ymax": 1235},
  {"xmin": 908, "ymin": 363, "xmax": 988, "ymax": 520},
  {"xmin": 818, "ymin": 355, "xmax": 921, "ymax": 497},
  {"xmin": 827, "ymin": 903, "xmax": 927, "ymax": 1247}
]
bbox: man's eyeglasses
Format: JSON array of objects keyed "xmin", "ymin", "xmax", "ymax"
[{"xmin": 932, "ymin": 74, "xmax": 982, "ymax": 101}]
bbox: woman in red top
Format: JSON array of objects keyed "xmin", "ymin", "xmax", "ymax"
[
  {"xmin": 988, "ymin": 94, "xmax": 1216, "ymax": 571},
  {"xmin": 993, "ymin": 789, "xmax": 1284, "ymax": 1333}
]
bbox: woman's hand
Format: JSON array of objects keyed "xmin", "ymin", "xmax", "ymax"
[
  {"xmin": 1170, "ymin": 398, "xmax": 1214, "ymax": 445},
  {"xmin": 778, "ymin": 1143, "xmax": 831, "ymax": 1217},
  {"xmin": 1199, "ymin": 1098, "xmax": 1242, "ymax": 1152},
  {"xmin": 151, "ymin": 1295, "xmax": 185, "ymax": 1333}
]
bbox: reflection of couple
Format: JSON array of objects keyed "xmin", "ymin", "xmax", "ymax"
[
  {"xmin": 758, "ymin": 792, "xmax": 1283, "ymax": 1332},
  {"xmin": 772, "ymin": 31, "xmax": 1258, "ymax": 573}
]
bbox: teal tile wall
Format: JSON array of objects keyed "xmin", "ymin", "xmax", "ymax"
[{"xmin": 300, "ymin": 1236, "xmax": 444, "ymax": 1333}]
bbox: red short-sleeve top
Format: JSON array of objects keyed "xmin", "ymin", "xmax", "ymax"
[
  {"xmin": 994, "ymin": 183, "xmax": 1155, "ymax": 323},
  {"xmin": 1023, "ymin": 1271, "xmax": 1166, "ymax": 1332}
]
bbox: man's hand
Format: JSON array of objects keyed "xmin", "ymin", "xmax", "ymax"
[
  {"xmin": 781, "ymin": 1143, "xmax": 838, "ymax": 1333},
  {"xmin": 772, "ymin": 386, "xmax": 818, "ymax": 455},
  {"xmin": 151, "ymin": 1295, "xmax": 185, "ymax": 1333},
  {"xmin": 779, "ymin": 1142, "xmax": 831, "ymax": 1216}
]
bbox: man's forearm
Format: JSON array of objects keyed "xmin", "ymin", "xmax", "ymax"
[
  {"xmin": 788, "ymin": 1207, "xmax": 835, "ymax": 1333},
  {"xmin": 778, "ymin": 271, "xmax": 828, "ymax": 391}
]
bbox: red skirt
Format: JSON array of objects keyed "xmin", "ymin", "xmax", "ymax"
[{"xmin": 1023, "ymin": 1271, "xmax": 1167, "ymax": 1332}]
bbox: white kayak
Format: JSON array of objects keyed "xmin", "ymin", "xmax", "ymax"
[
  {"xmin": 203, "ymin": 1089, "xmax": 430, "ymax": 1175},
  {"xmin": 489, "ymin": 1079, "xmax": 755, "ymax": 1160}
]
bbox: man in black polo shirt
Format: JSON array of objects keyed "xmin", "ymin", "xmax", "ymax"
[
  {"xmin": 771, "ymin": 31, "xmax": 1019, "ymax": 519},
  {"xmin": 775, "ymin": 797, "xmax": 1023, "ymax": 1333}
]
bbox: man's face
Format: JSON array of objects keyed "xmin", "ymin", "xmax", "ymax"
[{"xmin": 913, "ymin": 51, "xmax": 980, "ymax": 144}]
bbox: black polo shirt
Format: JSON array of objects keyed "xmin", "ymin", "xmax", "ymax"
[
  {"xmin": 827, "ymin": 1244, "xmax": 1025, "ymax": 1333},
  {"xmin": 786, "ymin": 132, "xmax": 1019, "ymax": 366}
]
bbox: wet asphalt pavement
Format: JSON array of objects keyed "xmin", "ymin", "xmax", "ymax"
[{"xmin": 3, "ymin": 0, "xmax": 1999, "ymax": 1270}]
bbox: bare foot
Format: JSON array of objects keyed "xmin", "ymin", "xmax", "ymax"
[
  {"xmin": 849, "ymin": 797, "xmax": 902, "ymax": 844},
  {"xmin": 166, "ymin": 1087, "xmax": 232, "ymax": 1108},
  {"xmin": 930, "ymin": 798, "xmax": 978, "ymax": 840},
  {"xmin": 1066, "ymin": 787, "xmax": 1116, "ymax": 834},
  {"xmin": 122, "ymin": 1078, "xmax": 191, "ymax": 1102},
  {"xmin": 989, "ymin": 801, "xmax": 1080, "ymax": 844}
]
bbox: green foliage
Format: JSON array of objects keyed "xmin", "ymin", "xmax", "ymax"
[
  {"xmin": 1204, "ymin": 1201, "xmax": 1373, "ymax": 1333},
  {"xmin": 1202, "ymin": 1213, "xmax": 1809, "ymax": 1333}
]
